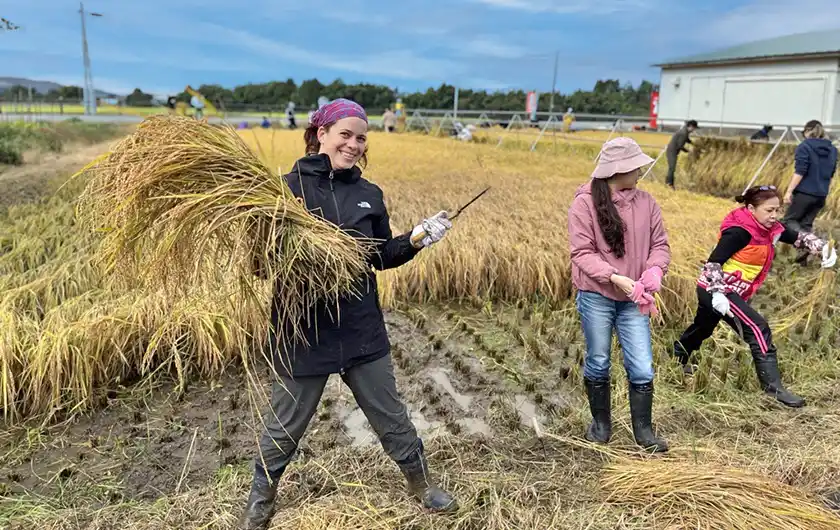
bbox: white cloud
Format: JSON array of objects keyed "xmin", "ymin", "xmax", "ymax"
[
  {"xmin": 465, "ymin": 77, "xmax": 514, "ymax": 90},
  {"xmin": 462, "ymin": 36, "xmax": 527, "ymax": 59},
  {"xmin": 469, "ymin": 0, "xmax": 654, "ymax": 15},
  {"xmin": 318, "ymin": 9, "xmax": 392, "ymax": 25},
  {"xmin": 206, "ymin": 25, "xmax": 460, "ymax": 82},
  {"xmin": 33, "ymin": 74, "xmax": 179, "ymax": 97},
  {"xmin": 700, "ymin": 0, "xmax": 840, "ymax": 45}
]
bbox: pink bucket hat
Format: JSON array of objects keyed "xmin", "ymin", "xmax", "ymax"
[{"xmin": 591, "ymin": 136, "xmax": 654, "ymax": 179}]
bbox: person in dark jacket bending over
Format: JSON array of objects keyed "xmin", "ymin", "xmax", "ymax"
[
  {"xmin": 782, "ymin": 120, "xmax": 838, "ymax": 265},
  {"xmin": 673, "ymin": 185, "xmax": 837, "ymax": 407},
  {"xmin": 750, "ymin": 125, "xmax": 773, "ymax": 141},
  {"xmin": 240, "ymin": 99, "xmax": 456, "ymax": 530},
  {"xmin": 665, "ymin": 119, "xmax": 698, "ymax": 189}
]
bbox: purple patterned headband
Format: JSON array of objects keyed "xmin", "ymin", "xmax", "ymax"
[{"xmin": 310, "ymin": 98, "xmax": 368, "ymax": 128}]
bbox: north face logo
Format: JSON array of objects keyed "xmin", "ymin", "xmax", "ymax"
[{"xmin": 358, "ymin": 201, "xmax": 371, "ymax": 209}]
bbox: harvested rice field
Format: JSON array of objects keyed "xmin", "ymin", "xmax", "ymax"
[{"xmin": 2, "ymin": 127, "xmax": 840, "ymax": 529}]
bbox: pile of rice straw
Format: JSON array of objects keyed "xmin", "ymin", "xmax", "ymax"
[
  {"xmin": 602, "ymin": 458, "xmax": 840, "ymax": 530},
  {"xmin": 73, "ymin": 115, "xmax": 372, "ymax": 345}
]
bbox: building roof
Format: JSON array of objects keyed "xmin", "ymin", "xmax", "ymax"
[{"xmin": 655, "ymin": 29, "xmax": 840, "ymax": 68}]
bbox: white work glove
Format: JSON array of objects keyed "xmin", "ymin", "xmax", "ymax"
[
  {"xmin": 711, "ymin": 292, "xmax": 732, "ymax": 318},
  {"xmin": 410, "ymin": 211, "xmax": 452, "ymax": 249},
  {"xmin": 821, "ymin": 244, "xmax": 837, "ymax": 269}
]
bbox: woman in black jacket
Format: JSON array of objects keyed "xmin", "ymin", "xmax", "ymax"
[{"xmin": 240, "ymin": 99, "xmax": 456, "ymax": 529}]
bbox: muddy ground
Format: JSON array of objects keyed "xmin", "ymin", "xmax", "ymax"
[{"xmin": 0, "ymin": 306, "xmax": 582, "ymax": 519}]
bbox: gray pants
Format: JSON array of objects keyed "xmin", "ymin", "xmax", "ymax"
[
  {"xmin": 666, "ymin": 151, "xmax": 678, "ymax": 187},
  {"xmin": 256, "ymin": 354, "xmax": 421, "ymax": 477}
]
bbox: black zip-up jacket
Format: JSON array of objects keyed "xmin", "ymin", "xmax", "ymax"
[{"xmin": 266, "ymin": 153, "xmax": 420, "ymax": 377}]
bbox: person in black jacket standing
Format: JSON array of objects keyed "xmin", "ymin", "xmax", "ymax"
[
  {"xmin": 665, "ymin": 119, "xmax": 698, "ymax": 189},
  {"xmin": 782, "ymin": 120, "xmax": 838, "ymax": 265},
  {"xmin": 239, "ymin": 99, "xmax": 456, "ymax": 530}
]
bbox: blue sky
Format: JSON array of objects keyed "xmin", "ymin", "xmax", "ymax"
[{"xmin": 3, "ymin": 0, "xmax": 840, "ymax": 98}]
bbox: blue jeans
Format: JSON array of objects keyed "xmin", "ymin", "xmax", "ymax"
[{"xmin": 575, "ymin": 290, "xmax": 655, "ymax": 385}]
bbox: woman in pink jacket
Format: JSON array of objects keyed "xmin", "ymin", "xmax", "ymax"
[{"xmin": 568, "ymin": 137, "xmax": 671, "ymax": 453}]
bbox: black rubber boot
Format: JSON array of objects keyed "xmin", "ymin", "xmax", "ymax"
[
  {"xmin": 673, "ymin": 341, "xmax": 694, "ymax": 375},
  {"xmin": 398, "ymin": 445, "xmax": 458, "ymax": 513},
  {"xmin": 239, "ymin": 464, "xmax": 283, "ymax": 530},
  {"xmin": 583, "ymin": 377, "xmax": 611, "ymax": 443},
  {"xmin": 628, "ymin": 382, "xmax": 669, "ymax": 453},
  {"xmin": 754, "ymin": 353, "xmax": 805, "ymax": 408}
]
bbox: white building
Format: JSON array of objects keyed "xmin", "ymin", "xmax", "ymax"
[{"xmin": 655, "ymin": 30, "xmax": 840, "ymax": 129}]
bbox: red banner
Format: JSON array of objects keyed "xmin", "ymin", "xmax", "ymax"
[{"xmin": 649, "ymin": 91, "xmax": 659, "ymax": 129}]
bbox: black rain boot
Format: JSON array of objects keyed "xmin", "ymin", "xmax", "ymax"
[
  {"xmin": 628, "ymin": 382, "xmax": 669, "ymax": 453},
  {"xmin": 397, "ymin": 444, "xmax": 458, "ymax": 513},
  {"xmin": 583, "ymin": 377, "xmax": 611, "ymax": 443},
  {"xmin": 239, "ymin": 464, "xmax": 283, "ymax": 530},
  {"xmin": 754, "ymin": 353, "xmax": 805, "ymax": 408},
  {"xmin": 673, "ymin": 341, "xmax": 694, "ymax": 375}
]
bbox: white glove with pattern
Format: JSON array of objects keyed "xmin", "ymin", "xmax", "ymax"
[{"xmin": 410, "ymin": 211, "xmax": 452, "ymax": 249}]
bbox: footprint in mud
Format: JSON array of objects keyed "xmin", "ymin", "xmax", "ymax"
[
  {"xmin": 427, "ymin": 367, "xmax": 493, "ymax": 437},
  {"xmin": 514, "ymin": 394, "xmax": 544, "ymax": 428},
  {"xmin": 427, "ymin": 368, "xmax": 473, "ymax": 412},
  {"xmin": 410, "ymin": 410, "xmax": 445, "ymax": 438},
  {"xmin": 338, "ymin": 405, "xmax": 446, "ymax": 447},
  {"xmin": 340, "ymin": 407, "xmax": 377, "ymax": 447},
  {"xmin": 456, "ymin": 418, "xmax": 493, "ymax": 436}
]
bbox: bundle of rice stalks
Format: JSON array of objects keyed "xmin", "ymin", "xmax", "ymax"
[
  {"xmin": 770, "ymin": 268, "xmax": 836, "ymax": 336},
  {"xmin": 73, "ymin": 115, "xmax": 372, "ymax": 345},
  {"xmin": 601, "ymin": 458, "xmax": 840, "ymax": 530},
  {"xmin": 684, "ymin": 136, "xmax": 798, "ymax": 199}
]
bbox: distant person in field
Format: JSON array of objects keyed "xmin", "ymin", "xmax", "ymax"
[
  {"xmin": 673, "ymin": 185, "xmax": 837, "ymax": 407},
  {"xmin": 568, "ymin": 137, "xmax": 671, "ymax": 453},
  {"xmin": 382, "ymin": 107, "xmax": 397, "ymax": 133},
  {"xmin": 240, "ymin": 99, "xmax": 457, "ymax": 529},
  {"xmin": 665, "ymin": 119, "xmax": 698, "ymax": 189},
  {"xmin": 782, "ymin": 120, "xmax": 838, "ymax": 265},
  {"xmin": 562, "ymin": 107, "xmax": 575, "ymax": 132},
  {"xmin": 285, "ymin": 102, "xmax": 297, "ymax": 130},
  {"xmin": 750, "ymin": 124, "xmax": 773, "ymax": 141},
  {"xmin": 453, "ymin": 122, "xmax": 475, "ymax": 142},
  {"xmin": 260, "ymin": 116, "xmax": 271, "ymax": 129},
  {"xmin": 190, "ymin": 95, "xmax": 205, "ymax": 120}
]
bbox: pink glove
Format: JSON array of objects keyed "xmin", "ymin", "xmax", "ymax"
[
  {"xmin": 630, "ymin": 281, "xmax": 658, "ymax": 316},
  {"xmin": 639, "ymin": 266, "xmax": 663, "ymax": 293}
]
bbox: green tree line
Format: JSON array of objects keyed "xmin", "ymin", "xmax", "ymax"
[{"xmin": 2, "ymin": 78, "xmax": 657, "ymax": 115}]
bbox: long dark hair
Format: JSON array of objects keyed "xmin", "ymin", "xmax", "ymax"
[{"xmin": 591, "ymin": 178, "xmax": 626, "ymax": 258}]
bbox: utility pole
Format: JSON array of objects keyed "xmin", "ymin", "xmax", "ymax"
[
  {"xmin": 79, "ymin": 2, "xmax": 103, "ymax": 115},
  {"xmin": 548, "ymin": 51, "xmax": 559, "ymax": 115},
  {"xmin": 453, "ymin": 86, "xmax": 459, "ymax": 120}
]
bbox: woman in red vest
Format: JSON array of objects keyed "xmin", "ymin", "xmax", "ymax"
[{"xmin": 673, "ymin": 185, "xmax": 837, "ymax": 407}]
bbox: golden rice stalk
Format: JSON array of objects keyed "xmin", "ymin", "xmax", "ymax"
[
  {"xmin": 602, "ymin": 459, "xmax": 840, "ymax": 530},
  {"xmin": 770, "ymin": 258, "xmax": 836, "ymax": 336},
  {"xmin": 71, "ymin": 115, "xmax": 372, "ymax": 346},
  {"xmin": 0, "ymin": 304, "xmax": 36, "ymax": 421}
]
